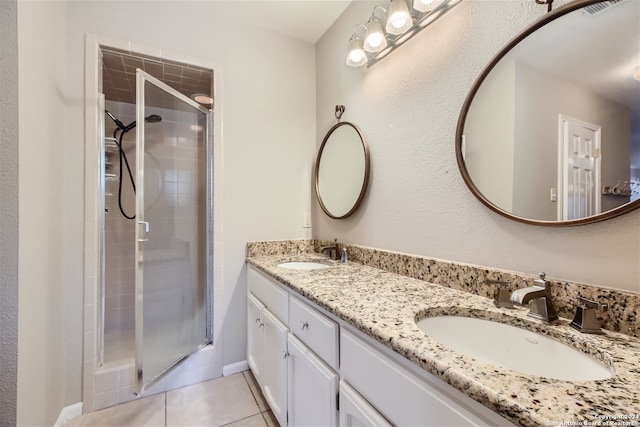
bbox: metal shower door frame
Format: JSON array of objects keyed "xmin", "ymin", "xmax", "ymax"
[{"xmin": 134, "ymin": 68, "xmax": 213, "ymax": 394}]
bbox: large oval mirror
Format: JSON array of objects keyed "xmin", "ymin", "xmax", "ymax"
[
  {"xmin": 456, "ymin": 0, "xmax": 640, "ymax": 226},
  {"xmin": 315, "ymin": 120, "xmax": 370, "ymax": 219}
]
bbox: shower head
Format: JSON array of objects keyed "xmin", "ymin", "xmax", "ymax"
[
  {"xmin": 104, "ymin": 112, "xmax": 163, "ymax": 133},
  {"xmin": 122, "ymin": 114, "xmax": 162, "ymax": 131}
]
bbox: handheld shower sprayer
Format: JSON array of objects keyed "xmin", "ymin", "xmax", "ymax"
[{"xmin": 104, "ymin": 110, "xmax": 162, "ymax": 220}]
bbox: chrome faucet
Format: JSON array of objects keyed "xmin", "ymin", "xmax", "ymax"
[
  {"xmin": 319, "ymin": 240, "xmax": 340, "ymax": 260},
  {"xmin": 570, "ymin": 297, "xmax": 608, "ymax": 334}
]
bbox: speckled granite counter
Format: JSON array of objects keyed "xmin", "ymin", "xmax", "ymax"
[{"xmin": 246, "ymin": 251, "xmax": 640, "ymax": 427}]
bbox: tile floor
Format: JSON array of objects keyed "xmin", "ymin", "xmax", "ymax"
[{"xmin": 65, "ymin": 371, "xmax": 277, "ymax": 427}]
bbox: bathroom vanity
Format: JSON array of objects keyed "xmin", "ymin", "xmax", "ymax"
[{"xmin": 246, "ymin": 246, "xmax": 640, "ymax": 427}]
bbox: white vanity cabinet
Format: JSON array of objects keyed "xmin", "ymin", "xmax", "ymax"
[
  {"xmin": 339, "ymin": 380, "xmax": 391, "ymax": 427},
  {"xmin": 247, "ymin": 264, "xmax": 512, "ymax": 427},
  {"xmin": 341, "ymin": 328, "xmax": 513, "ymax": 427},
  {"xmin": 247, "ymin": 268, "xmax": 289, "ymax": 427},
  {"xmin": 261, "ymin": 309, "xmax": 289, "ymax": 427},
  {"xmin": 287, "ymin": 333, "xmax": 338, "ymax": 427},
  {"xmin": 247, "ymin": 293, "xmax": 265, "ymax": 385},
  {"xmin": 287, "ymin": 295, "xmax": 340, "ymax": 426}
]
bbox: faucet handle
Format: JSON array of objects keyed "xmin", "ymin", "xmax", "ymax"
[
  {"xmin": 571, "ymin": 297, "xmax": 608, "ymax": 334},
  {"xmin": 577, "ymin": 297, "xmax": 608, "ymax": 312},
  {"xmin": 534, "ymin": 272, "xmax": 550, "ymax": 289}
]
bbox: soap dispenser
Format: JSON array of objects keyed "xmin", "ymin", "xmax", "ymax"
[{"xmin": 341, "ymin": 247, "xmax": 348, "ymax": 263}]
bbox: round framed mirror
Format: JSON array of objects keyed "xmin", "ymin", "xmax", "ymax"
[
  {"xmin": 315, "ymin": 120, "xmax": 370, "ymax": 219},
  {"xmin": 456, "ymin": 0, "xmax": 640, "ymax": 226}
]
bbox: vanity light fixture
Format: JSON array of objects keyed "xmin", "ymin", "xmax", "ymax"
[{"xmin": 346, "ymin": 0, "xmax": 462, "ymax": 68}]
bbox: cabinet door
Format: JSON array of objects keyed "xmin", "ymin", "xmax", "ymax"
[
  {"xmin": 247, "ymin": 293, "xmax": 265, "ymax": 386},
  {"xmin": 287, "ymin": 333, "xmax": 338, "ymax": 427},
  {"xmin": 262, "ymin": 308, "xmax": 289, "ymax": 427},
  {"xmin": 339, "ymin": 380, "xmax": 391, "ymax": 427}
]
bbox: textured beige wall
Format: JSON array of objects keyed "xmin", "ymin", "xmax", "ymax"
[
  {"xmin": 315, "ymin": 0, "xmax": 640, "ymax": 293},
  {"xmin": 0, "ymin": 1, "xmax": 19, "ymax": 425},
  {"xmin": 16, "ymin": 1, "xmax": 68, "ymax": 425}
]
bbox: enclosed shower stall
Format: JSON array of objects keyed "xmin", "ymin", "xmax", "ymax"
[{"xmin": 97, "ymin": 48, "xmax": 215, "ymax": 394}]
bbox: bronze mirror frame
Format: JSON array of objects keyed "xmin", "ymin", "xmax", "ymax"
[
  {"xmin": 455, "ymin": 0, "xmax": 640, "ymax": 226},
  {"xmin": 315, "ymin": 119, "xmax": 371, "ymax": 220}
]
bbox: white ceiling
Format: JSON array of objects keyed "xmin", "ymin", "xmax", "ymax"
[
  {"xmin": 214, "ymin": 0, "xmax": 353, "ymax": 44},
  {"xmin": 511, "ymin": 0, "xmax": 639, "ymax": 114}
]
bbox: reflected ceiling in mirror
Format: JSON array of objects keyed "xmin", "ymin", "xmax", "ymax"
[{"xmin": 456, "ymin": 0, "xmax": 640, "ymax": 226}]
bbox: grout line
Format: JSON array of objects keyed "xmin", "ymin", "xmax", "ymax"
[
  {"xmin": 241, "ymin": 371, "xmax": 262, "ymax": 409},
  {"xmin": 260, "ymin": 411, "xmax": 270, "ymax": 427},
  {"xmin": 219, "ymin": 413, "xmax": 261, "ymax": 427}
]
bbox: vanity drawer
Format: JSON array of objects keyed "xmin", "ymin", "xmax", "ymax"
[
  {"xmin": 340, "ymin": 328, "xmax": 510, "ymax": 426},
  {"xmin": 289, "ymin": 295, "xmax": 339, "ymax": 369},
  {"xmin": 248, "ymin": 266, "xmax": 288, "ymax": 322}
]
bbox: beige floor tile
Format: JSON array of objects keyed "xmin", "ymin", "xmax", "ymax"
[
  {"xmin": 166, "ymin": 373, "xmax": 261, "ymax": 426},
  {"xmin": 262, "ymin": 410, "xmax": 278, "ymax": 427},
  {"xmin": 222, "ymin": 414, "xmax": 267, "ymax": 427},
  {"xmin": 242, "ymin": 370, "xmax": 268, "ymax": 412},
  {"xmin": 64, "ymin": 393, "xmax": 165, "ymax": 427}
]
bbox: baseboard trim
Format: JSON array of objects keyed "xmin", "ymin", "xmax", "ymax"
[
  {"xmin": 54, "ymin": 402, "xmax": 83, "ymax": 426},
  {"xmin": 223, "ymin": 360, "xmax": 249, "ymax": 376}
]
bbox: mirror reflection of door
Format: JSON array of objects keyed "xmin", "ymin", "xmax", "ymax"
[{"xmin": 558, "ymin": 115, "xmax": 601, "ymax": 220}]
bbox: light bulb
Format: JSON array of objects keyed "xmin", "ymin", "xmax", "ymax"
[
  {"xmin": 364, "ymin": 17, "xmax": 387, "ymax": 53},
  {"xmin": 391, "ymin": 15, "xmax": 407, "ymax": 29},
  {"xmin": 349, "ymin": 49, "xmax": 365, "ymax": 63},
  {"xmin": 368, "ymin": 33, "xmax": 383, "ymax": 48},
  {"xmin": 346, "ymin": 36, "xmax": 368, "ymax": 67},
  {"xmin": 413, "ymin": 0, "xmax": 436, "ymax": 12},
  {"xmin": 386, "ymin": 0, "xmax": 412, "ymax": 35}
]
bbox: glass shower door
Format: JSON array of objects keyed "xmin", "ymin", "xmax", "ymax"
[{"xmin": 135, "ymin": 69, "xmax": 212, "ymax": 393}]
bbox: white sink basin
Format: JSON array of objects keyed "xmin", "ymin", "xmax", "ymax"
[
  {"xmin": 277, "ymin": 261, "xmax": 330, "ymax": 270},
  {"xmin": 416, "ymin": 315, "xmax": 612, "ymax": 381}
]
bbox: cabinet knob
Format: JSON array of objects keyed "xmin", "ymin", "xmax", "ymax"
[
  {"xmin": 282, "ymin": 351, "xmax": 290, "ymax": 359},
  {"xmin": 300, "ymin": 321, "xmax": 309, "ymax": 330}
]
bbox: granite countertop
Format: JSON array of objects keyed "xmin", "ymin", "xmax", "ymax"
[{"xmin": 247, "ymin": 252, "xmax": 640, "ymax": 427}]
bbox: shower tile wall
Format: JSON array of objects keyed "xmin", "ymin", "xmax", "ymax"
[{"xmin": 104, "ymin": 101, "xmax": 137, "ymax": 364}]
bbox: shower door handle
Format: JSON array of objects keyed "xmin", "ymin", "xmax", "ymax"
[{"xmin": 137, "ymin": 221, "xmax": 150, "ymax": 242}]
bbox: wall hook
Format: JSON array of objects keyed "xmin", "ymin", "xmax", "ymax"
[
  {"xmin": 535, "ymin": 0, "xmax": 553, "ymax": 13},
  {"xmin": 335, "ymin": 105, "xmax": 345, "ymax": 122}
]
